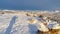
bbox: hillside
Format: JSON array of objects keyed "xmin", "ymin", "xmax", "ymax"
[{"xmin": 0, "ymin": 10, "xmax": 60, "ymax": 34}]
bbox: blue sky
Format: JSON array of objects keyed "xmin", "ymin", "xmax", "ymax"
[{"xmin": 0, "ymin": 0, "xmax": 60, "ymax": 10}]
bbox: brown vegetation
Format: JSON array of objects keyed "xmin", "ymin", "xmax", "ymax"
[{"xmin": 36, "ymin": 29, "xmax": 60, "ymax": 34}]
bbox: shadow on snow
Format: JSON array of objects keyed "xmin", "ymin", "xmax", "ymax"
[
  {"xmin": 5, "ymin": 16, "xmax": 17, "ymax": 34},
  {"xmin": 28, "ymin": 24, "xmax": 38, "ymax": 34}
]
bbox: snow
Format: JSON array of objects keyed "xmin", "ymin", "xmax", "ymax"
[
  {"xmin": 0, "ymin": 14, "xmax": 38, "ymax": 34},
  {"xmin": 0, "ymin": 11, "xmax": 60, "ymax": 34}
]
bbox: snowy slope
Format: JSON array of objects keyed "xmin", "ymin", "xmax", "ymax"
[
  {"xmin": 0, "ymin": 14, "xmax": 39, "ymax": 34},
  {"xmin": 0, "ymin": 10, "xmax": 60, "ymax": 34}
]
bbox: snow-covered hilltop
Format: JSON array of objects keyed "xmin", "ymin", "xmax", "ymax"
[{"xmin": 0, "ymin": 10, "xmax": 60, "ymax": 34}]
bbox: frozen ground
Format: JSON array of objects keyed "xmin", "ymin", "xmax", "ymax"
[
  {"xmin": 0, "ymin": 14, "xmax": 39, "ymax": 34},
  {"xmin": 0, "ymin": 10, "xmax": 60, "ymax": 34}
]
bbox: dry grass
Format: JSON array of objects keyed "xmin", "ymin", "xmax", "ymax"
[{"xmin": 36, "ymin": 29, "xmax": 60, "ymax": 34}]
